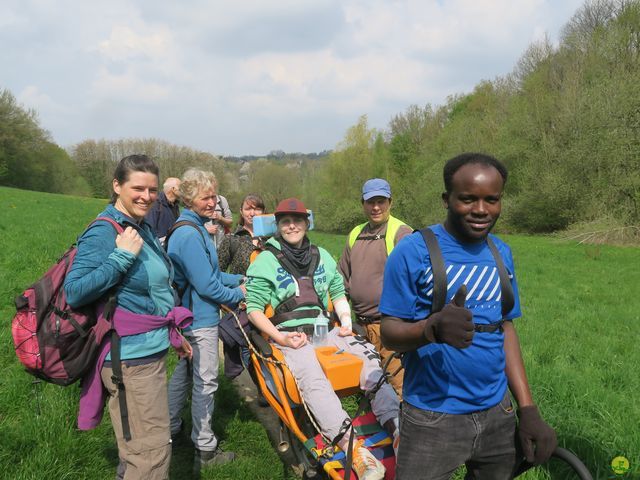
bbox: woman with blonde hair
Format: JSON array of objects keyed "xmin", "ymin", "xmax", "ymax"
[{"xmin": 166, "ymin": 168, "xmax": 246, "ymax": 473}]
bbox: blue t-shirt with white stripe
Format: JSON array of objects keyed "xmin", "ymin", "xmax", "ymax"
[{"xmin": 379, "ymin": 224, "xmax": 521, "ymax": 414}]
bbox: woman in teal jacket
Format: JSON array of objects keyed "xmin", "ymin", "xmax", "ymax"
[
  {"xmin": 166, "ymin": 168, "xmax": 245, "ymax": 472},
  {"xmin": 64, "ymin": 154, "xmax": 190, "ymax": 480}
]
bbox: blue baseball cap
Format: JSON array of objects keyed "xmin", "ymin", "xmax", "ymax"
[{"xmin": 362, "ymin": 178, "xmax": 391, "ymax": 201}]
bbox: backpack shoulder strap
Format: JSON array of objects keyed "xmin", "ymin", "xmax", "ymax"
[
  {"xmin": 89, "ymin": 216, "xmax": 125, "ymax": 235},
  {"xmin": 165, "ymin": 220, "xmax": 206, "ymax": 249},
  {"xmin": 418, "ymin": 228, "xmax": 447, "ymax": 314},
  {"xmin": 486, "ymin": 236, "xmax": 515, "ymax": 318}
]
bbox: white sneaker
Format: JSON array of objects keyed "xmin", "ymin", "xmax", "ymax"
[{"xmin": 352, "ymin": 440, "xmax": 385, "ymax": 480}]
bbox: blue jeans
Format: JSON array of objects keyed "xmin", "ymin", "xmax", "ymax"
[{"xmin": 396, "ymin": 393, "xmax": 517, "ymax": 480}]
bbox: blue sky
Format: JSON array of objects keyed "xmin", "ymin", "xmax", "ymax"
[{"xmin": 1, "ymin": 0, "xmax": 585, "ymax": 156}]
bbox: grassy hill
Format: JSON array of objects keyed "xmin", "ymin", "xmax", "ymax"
[{"xmin": 1, "ymin": 186, "xmax": 638, "ymax": 479}]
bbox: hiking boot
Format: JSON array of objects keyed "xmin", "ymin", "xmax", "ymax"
[
  {"xmin": 352, "ymin": 440, "xmax": 385, "ymax": 480},
  {"xmin": 193, "ymin": 447, "xmax": 236, "ymax": 474}
]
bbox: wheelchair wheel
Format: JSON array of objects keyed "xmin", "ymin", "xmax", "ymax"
[
  {"xmin": 514, "ymin": 447, "xmax": 593, "ymax": 479},
  {"xmin": 551, "ymin": 448, "xmax": 593, "ymax": 480}
]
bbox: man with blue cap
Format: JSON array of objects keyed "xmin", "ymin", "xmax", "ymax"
[{"xmin": 338, "ymin": 178, "xmax": 411, "ymax": 398}]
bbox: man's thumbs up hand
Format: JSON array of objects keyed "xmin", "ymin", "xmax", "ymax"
[
  {"xmin": 452, "ymin": 284, "xmax": 468, "ymax": 307},
  {"xmin": 424, "ymin": 285, "xmax": 475, "ymax": 348}
]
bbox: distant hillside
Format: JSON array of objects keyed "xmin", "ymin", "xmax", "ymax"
[{"xmin": 222, "ymin": 150, "xmax": 331, "ymax": 163}]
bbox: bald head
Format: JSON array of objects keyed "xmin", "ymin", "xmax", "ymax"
[{"xmin": 164, "ymin": 177, "xmax": 181, "ymax": 202}]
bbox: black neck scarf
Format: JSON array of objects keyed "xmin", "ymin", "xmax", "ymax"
[{"xmin": 278, "ymin": 235, "xmax": 312, "ymax": 276}]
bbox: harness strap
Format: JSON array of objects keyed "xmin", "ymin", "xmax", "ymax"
[
  {"xmin": 271, "ymin": 309, "xmax": 324, "ymax": 327},
  {"xmin": 354, "ymin": 233, "xmax": 386, "ymax": 242},
  {"xmin": 264, "ymin": 243, "xmax": 326, "ymax": 326},
  {"xmin": 474, "ymin": 320, "xmax": 505, "ymax": 333},
  {"xmin": 275, "ymin": 295, "xmax": 323, "ymax": 316}
]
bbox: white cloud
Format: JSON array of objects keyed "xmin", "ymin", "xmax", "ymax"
[
  {"xmin": 90, "ymin": 67, "xmax": 170, "ymax": 103},
  {"xmin": 1, "ymin": 0, "xmax": 586, "ymax": 154},
  {"xmin": 17, "ymin": 86, "xmax": 57, "ymax": 111},
  {"xmin": 96, "ymin": 25, "xmax": 171, "ymax": 62}
]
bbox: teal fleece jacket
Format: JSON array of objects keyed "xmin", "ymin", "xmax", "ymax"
[
  {"xmin": 64, "ymin": 204, "xmax": 174, "ymax": 360},
  {"xmin": 167, "ymin": 209, "xmax": 244, "ymax": 330}
]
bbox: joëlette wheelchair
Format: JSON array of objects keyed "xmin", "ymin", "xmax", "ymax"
[
  {"xmin": 221, "ymin": 305, "xmax": 593, "ymax": 480},
  {"xmin": 221, "ymin": 302, "xmax": 395, "ymax": 479}
]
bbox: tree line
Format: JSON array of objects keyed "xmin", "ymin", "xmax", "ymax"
[
  {"xmin": 1, "ymin": 0, "xmax": 638, "ymax": 237},
  {"xmin": 310, "ymin": 0, "xmax": 640, "ymax": 234}
]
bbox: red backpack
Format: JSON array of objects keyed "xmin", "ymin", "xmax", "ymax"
[{"xmin": 12, "ymin": 217, "xmax": 124, "ymax": 386}]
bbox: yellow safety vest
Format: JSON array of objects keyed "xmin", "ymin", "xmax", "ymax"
[{"xmin": 347, "ymin": 215, "xmax": 408, "ymax": 256}]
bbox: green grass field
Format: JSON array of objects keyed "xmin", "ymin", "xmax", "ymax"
[{"xmin": 1, "ymin": 186, "xmax": 638, "ymax": 479}]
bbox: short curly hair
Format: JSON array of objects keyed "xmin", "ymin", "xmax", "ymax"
[
  {"xmin": 179, "ymin": 168, "xmax": 218, "ymax": 208},
  {"xmin": 443, "ymin": 153, "xmax": 507, "ymax": 193}
]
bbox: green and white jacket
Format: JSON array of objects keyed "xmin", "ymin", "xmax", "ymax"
[{"xmin": 245, "ymin": 237, "xmax": 346, "ymax": 328}]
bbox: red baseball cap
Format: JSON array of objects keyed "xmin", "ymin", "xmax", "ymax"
[{"xmin": 274, "ymin": 198, "xmax": 309, "ymax": 218}]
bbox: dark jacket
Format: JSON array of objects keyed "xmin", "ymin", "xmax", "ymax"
[
  {"xmin": 146, "ymin": 191, "xmax": 180, "ymax": 239},
  {"xmin": 217, "ymin": 227, "xmax": 266, "ymax": 275}
]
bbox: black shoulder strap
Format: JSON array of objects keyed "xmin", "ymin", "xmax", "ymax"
[
  {"xmin": 418, "ymin": 228, "xmax": 515, "ymax": 318},
  {"xmin": 110, "ymin": 331, "xmax": 131, "ymax": 441},
  {"xmin": 165, "ymin": 220, "xmax": 213, "ymax": 266},
  {"xmin": 418, "ymin": 228, "xmax": 447, "ymax": 314},
  {"xmin": 307, "ymin": 245, "xmax": 321, "ymax": 277},
  {"xmin": 486, "ymin": 237, "xmax": 515, "ymax": 318}
]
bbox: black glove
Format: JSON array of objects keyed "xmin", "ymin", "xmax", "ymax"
[
  {"xmin": 517, "ymin": 405, "xmax": 558, "ymax": 465},
  {"xmin": 423, "ymin": 285, "xmax": 474, "ymax": 349}
]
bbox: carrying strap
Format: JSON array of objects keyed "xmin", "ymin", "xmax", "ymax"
[
  {"xmin": 486, "ymin": 236, "xmax": 515, "ymax": 317},
  {"xmin": 105, "ymin": 295, "xmax": 131, "ymax": 442},
  {"xmin": 419, "ymin": 228, "xmax": 447, "ymax": 314},
  {"xmin": 418, "ymin": 227, "xmax": 515, "ymax": 319}
]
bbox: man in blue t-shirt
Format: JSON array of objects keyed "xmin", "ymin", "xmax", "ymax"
[{"xmin": 380, "ymin": 153, "xmax": 556, "ymax": 479}]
